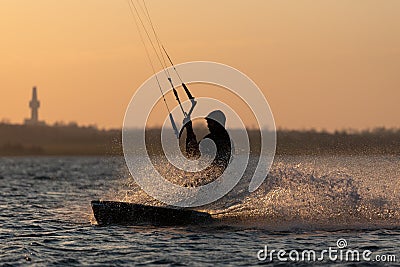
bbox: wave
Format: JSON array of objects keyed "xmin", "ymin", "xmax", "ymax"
[{"xmin": 115, "ymin": 155, "xmax": 400, "ymax": 231}]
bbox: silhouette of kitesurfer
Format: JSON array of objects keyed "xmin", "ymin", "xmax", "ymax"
[{"xmin": 183, "ymin": 110, "xmax": 231, "ymax": 170}]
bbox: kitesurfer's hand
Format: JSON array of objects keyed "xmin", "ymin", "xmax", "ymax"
[
  {"xmin": 183, "ymin": 117, "xmax": 192, "ymax": 129},
  {"xmin": 178, "ymin": 117, "xmax": 193, "ymax": 139}
]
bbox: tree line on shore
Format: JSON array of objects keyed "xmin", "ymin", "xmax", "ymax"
[{"xmin": 0, "ymin": 123, "xmax": 399, "ymax": 156}]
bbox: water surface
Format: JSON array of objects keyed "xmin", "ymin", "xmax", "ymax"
[{"xmin": 1, "ymin": 156, "xmax": 399, "ymax": 266}]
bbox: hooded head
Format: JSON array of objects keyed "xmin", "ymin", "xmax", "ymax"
[{"xmin": 205, "ymin": 110, "xmax": 226, "ymax": 133}]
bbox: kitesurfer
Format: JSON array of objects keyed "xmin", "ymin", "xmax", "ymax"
[{"xmin": 184, "ymin": 110, "xmax": 231, "ymax": 169}]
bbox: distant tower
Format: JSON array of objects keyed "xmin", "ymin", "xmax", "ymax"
[
  {"xmin": 25, "ymin": 86, "xmax": 45, "ymax": 126},
  {"xmin": 30, "ymin": 87, "xmax": 40, "ymax": 123}
]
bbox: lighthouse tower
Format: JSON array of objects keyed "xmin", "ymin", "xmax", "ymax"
[{"xmin": 25, "ymin": 87, "xmax": 45, "ymax": 126}]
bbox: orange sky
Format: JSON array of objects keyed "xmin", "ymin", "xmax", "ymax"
[{"xmin": 1, "ymin": 0, "xmax": 399, "ymax": 130}]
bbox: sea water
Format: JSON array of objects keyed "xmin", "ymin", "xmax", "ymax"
[{"xmin": 1, "ymin": 155, "xmax": 399, "ymax": 266}]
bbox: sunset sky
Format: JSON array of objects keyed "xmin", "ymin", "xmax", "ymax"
[{"xmin": 1, "ymin": 0, "xmax": 399, "ymax": 130}]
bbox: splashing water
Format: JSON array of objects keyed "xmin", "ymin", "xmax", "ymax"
[
  {"xmin": 113, "ymin": 155, "xmax": 400, "ymax": 230},
  {"xmin": 1, "ymin": 156, "xmax": 400, "ymax": 265}
]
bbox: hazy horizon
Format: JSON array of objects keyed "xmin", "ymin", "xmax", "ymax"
[{"xmin": 1, "ymin": 1, "xmax": 399, "ymax": 131}]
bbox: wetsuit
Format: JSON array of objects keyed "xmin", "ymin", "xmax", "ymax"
[{"xmin": 185, "ymin": 120, "xmax": 231, "ymax": 169}]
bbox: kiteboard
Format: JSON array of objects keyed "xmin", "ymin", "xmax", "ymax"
[{"xmin": 91, "ymin": 200, "xmax": 213, "ymax": 226}]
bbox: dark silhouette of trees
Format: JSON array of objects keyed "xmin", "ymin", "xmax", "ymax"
[{"xmin": 0, "ymin": 123, "xmax": 398, "ymax": 156}]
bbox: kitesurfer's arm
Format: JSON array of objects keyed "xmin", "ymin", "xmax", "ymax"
[{"xmin": 185, "ymin": 120, "xmax": 200, "ymax": 159}]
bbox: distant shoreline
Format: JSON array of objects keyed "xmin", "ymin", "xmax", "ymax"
[{"xmin": 0, "ymin": 123, "xmax": 399, "ymax": 156}]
